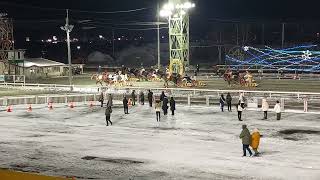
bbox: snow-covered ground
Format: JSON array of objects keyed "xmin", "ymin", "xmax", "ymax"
[{"xmin": 0, "ymin": 104, "xmax": 320, "ymax": 180}]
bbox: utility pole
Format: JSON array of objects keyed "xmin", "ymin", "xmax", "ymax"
[
  {"xmin": 281, "ymin": 23, "xmax": 285, "ymax": 48},
  {"xmin": 60, "ymin": 9, "xmax": 74, "ymax": 90},
  {"xmin": 157, "ymin": 2, "xmax": 161, "ymax": 69},
  {"xmin": 112, "ymin": 28, "xmax": 115, "ymax": 57}
]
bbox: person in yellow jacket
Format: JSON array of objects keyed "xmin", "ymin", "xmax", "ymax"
[{"xmin": 250, "ymin": 128, "xmax": 261, "ymax": 156}]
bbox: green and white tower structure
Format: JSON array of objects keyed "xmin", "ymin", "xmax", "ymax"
[{"xmin": 160, "ymin": 0, "xmax": 195, "ymax": 75}]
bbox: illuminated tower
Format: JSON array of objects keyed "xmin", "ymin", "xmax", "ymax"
[
  {"xmin": 160, "ymin": 0, "xmax": 195, "ymax": 75},
  {"xmin": 0, "ymin": 13, "xmax": 14, "ymax": 74}
]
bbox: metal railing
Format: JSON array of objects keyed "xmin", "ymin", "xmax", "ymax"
[{"xmin": 1, "ymin": 87, "xmax": 319, "ymax": 114}]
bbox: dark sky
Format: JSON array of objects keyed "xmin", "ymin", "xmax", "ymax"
[{"xmin": 1, "ymin": 0, "xmax": 320, "ymax": 40}]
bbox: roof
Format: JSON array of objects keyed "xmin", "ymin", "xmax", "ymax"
[{"xmin": 17, "ymin": 58, "xmax": 65, "ymax": 68}]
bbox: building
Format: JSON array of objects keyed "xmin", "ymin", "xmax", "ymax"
[{"xmin": 0, "ymin": 50, "xmax": 84, "ymax": 79}]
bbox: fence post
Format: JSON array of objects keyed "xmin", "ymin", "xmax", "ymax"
[
  {"xmin": 280, "ymin": 98, "xmax": 285, "ymax": 111},
  {"xmin": 65, "ymin": 96, "xmax": 68, "ymax": 104},
  {"xmin": 187, "ymin": 95, "xmax": 191, "ymax": 106},
  {"xmin": 35, "ymin": 96, "xmax": 38, "ymax": 104},
  {"xmin": 4, "ymin": 98, "xmax": 8, "ymax": 106},
  {"xmin": 206, "ymin": 96, "xmax": 210, "ymax": 106},
  {"xmin": 303, "ymin": 98, "xmax": 308, "ymax": 112}
]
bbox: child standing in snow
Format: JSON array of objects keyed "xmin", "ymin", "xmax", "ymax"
[{"xmin": 250, "ymin": 128, "xmax": 261, "ymax": 156}]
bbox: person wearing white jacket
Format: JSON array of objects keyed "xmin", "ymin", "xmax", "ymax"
[
  {"xmin": 273, "ymin": 100, "xmax": 281, "ymax": 120},
  {"xmin": 261, "ymin": 98, "xmax": 269, "ymax": 119}
]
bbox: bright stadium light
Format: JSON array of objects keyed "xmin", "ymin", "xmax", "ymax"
[{"xmin": 160, "ymin": 1, "xmax": 195, "ymax": 75}]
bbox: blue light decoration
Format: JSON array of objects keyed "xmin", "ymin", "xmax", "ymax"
[{"xmin": 226, "ymin": 45, "xmax": 320, "ymax": 72}]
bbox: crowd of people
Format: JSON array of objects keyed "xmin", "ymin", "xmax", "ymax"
[{"xmin": 98, "ymin": 90, "xmax": 282, "ymax": 157}]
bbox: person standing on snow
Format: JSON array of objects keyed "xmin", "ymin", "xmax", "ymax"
[
  {"xmin": 160, "ymin": 91, "xmax": 166, "ymax": 102},
  {"xmin": 147, "ymin": 90, "xmax": 154, "ymax": 107},
  {"xmin": 131, "ymin": 90, "xmax": 137, "ymax": 106},
  {"xmin": 239, "ymin": 93, "xmax": 245, "ymax": 108},
  {"xmin": 261, "ymin": 98, "xmax": 269, "ymax": 119},
  {"xmin": 274, "ymin": 100, "xmax": 281, "ymax": 120},
  {"xmin": 107, "ymin": 94, "xmax": 113, "ymax": 108},
  {"xmin": 237, "ymin": 101, "xmax": 243, "ymax": 121},
  {"xmin": 139, "ymin": 91, "xmax": 145, "ymax": 105},
  {"xmin": 123, "ymin": 96, "xmax": 129, "ymax": 114},
  {"xmin": 170, "ymin": 97, "xmax": 176, "ymax": 115},
  {"xmin": 99, "ymin": 92, "xmax": 104, "ymax": 107},
  {"xmin": 239, "ymin": 124, "xmax": 253, "ymax": 157},
  {"xmin": 250, "ymin": 128, "xmax": 261, "ymax": 156},
  {"xmin": 155, "ymin": 100, "xmax": 161, "ymax": 122},
  {"xmin": 220, "ymin": 94, "xmax": 226, "ymax": 112},
  {"xmin": 162, "ymin": 96, "xmax": 169, "ymax": 115},
  {"xmin": 105, "ymin": 106, "xmax": 113, "ymax": 126},
  {"xmin": 226, "ymin": 93, "xmax": 232, "ymax": 112}
]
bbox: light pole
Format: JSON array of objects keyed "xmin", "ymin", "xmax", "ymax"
[
  {"xmin": 160, "ymin": 1, "xmax": 195, "ymax": 75},
  {"xmin": 60, "ymin": 9, "xmax": 74, "ymax": 90},
  {"xmin": 157, "ymin": 2, "xmax": 161, "ymax": 70}
]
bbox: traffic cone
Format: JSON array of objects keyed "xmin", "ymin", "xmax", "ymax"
[
  {"xmin": 27, "ymin": 104, "xmax": 32, "ymax": 112},
  {"xmin": 89, "ymin": 101, "xmax": 94, "ymax": 108},
  {"xmin": 69, "ymin": 102, "xmax": 74, "ymax": 109},
  {"xmin": 6, "ymin": 105, "xmax": 12, "ymax": 112},
  {"xmin": 48, "ymin": 103, "xmax": 53, "ymax": 110},
  {"xmin": 128, "ymin": 98, "xmax": 132, "ymax": 107}
]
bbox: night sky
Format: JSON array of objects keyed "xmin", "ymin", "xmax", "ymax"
[
  {"xmin": 1, "ymin": 0, "xmax": 320, "ymax": 64},
  {"xmin": 2, "ymin": 0, "xmax": 320, "ymax": 36}
]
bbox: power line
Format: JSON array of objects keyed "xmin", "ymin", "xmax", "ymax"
[{"xmin": 0, "ymin": 1, "xmax": 150, "ymax": 14}]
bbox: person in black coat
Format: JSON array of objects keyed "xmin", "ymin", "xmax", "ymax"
[
  {"xmin": 220, "ymin": 94, "xmax": 226, "ymax": 112},
  {"xmin": 170, "ymin": 97, "xmax": 176, "ymax": 115},
  {"xmin": 226, "ymin": 93, "xmax": 232, "ymax": 112},
  {"xmin": 131, "ymin": 90, "xmax": 136, "ymax": 106},
  {"xmin": 160, "ymin": 91, "xmax": 166, "ymax": 102},
  {"xmin": 162, "ymin": 96, "xmax": 169, "ymax": 115},
  {"xmin": 147, "ymin": 90, "xmax": 153, "ymax": 107},
  {"xmin": 99, "ymin": 92, "xmax": 104, "ymax": 107},
  {"xmin": 139, "ymin": 91, "xmax": 145, "ymax": 105},
  {"xmin": 123, "ymin": 96, "xmax": 129, "ymax": 114}
]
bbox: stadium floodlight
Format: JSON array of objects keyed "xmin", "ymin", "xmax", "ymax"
[{"xmin": 160, "ymin": 1, "xmax": 195, "ymax": 75}]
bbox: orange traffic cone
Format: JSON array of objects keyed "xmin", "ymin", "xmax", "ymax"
[
  {"xmin": 27, "ymin": 104, "xmax": 32, "ymax": 112},
  {"xmin": 6, "ymin": 105, "xmax": 12, "ymax": 112},
  {"xmin": 128, "ymin": 98, "xmax": 132, "ymax": 107},
  {"xmin": 89, "ymin": 101, "xmax": 94, "ymax": 108},
  {"xmin": 69, "ymin": 102, "xmax": 74, "ymax": 109},
  {"xmin": 48, "ymin": 103, "xmax": 53, "ymax": 110}
]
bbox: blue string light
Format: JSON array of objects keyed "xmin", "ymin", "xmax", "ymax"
[{"xmin": 226, "ymin": 45, "xmax": 320, "ymax": 72}]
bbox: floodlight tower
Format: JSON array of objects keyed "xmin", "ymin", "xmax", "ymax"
[
  {"xmin": 160, "ymin": 0, "xmax": 195, "ymax": 75},
  {"xmin": 0, "ymin": 13, "xmax": 14, "ymax": 74}
]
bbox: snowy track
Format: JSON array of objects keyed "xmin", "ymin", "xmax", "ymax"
[{"xmin": 0, "ymin": 105, "xmax": 320, "ymax": 180}]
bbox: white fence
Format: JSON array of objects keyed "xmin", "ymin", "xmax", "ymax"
[{"xmin": 1, "ymin": 83, "xmax": 320, "ymax": 113}]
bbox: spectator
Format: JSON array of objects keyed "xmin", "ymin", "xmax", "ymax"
[
  {"xmin": 162, "ymin": 96, "xmax": 169, "ymax": 115},
  {"xmin": 123, "ymin": 96, "xmax": 129, "ymax": 114},
  {"xmin": 274, "ymin": 100, "xmax": 281, "ymax": 120},
  {"xmin": 170, "ymin": 97, "xmax": 176, "ymax": 115},
  {"xmin": 226, "ymin": 93, "xmax": 232, "ymax": 112},
  {"xmin": 239, "ymin": 124, "xmax": 253, "ymax": 157},
  {"xmin": 105, "ymin": 106, "xmax": 113, "ymax": 126},
  {"xmin": 155, "ymin": 100, "xmax": 161, "ymax": 122},
  {"xmin": 139, "ymin": 91, "xmax": 145, "ymax": 105},
  {"xmin": 261, "ymin": 98, "xmax": 269, "ymax": 119},
  {"xmin": 131, "ymin": 90, "xmax": 136, "ymax": 106},
  {"xmin": 251, "ymin": 128, "xmax": 261, "ymax": 156},
  {"xmin": 147, "ymin": 90, "xmax": 154, "ymax": 107},
  {"xmin": 220, "ymin": 94, "xmax": 226, "ymax": 112},
  {"xmin": 237, "ymin": 101, "xmax": 243, "ymax": 121},
  {"xmin": 99, "ymin": 92, "xmax": 104, "ymax": 107}
]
